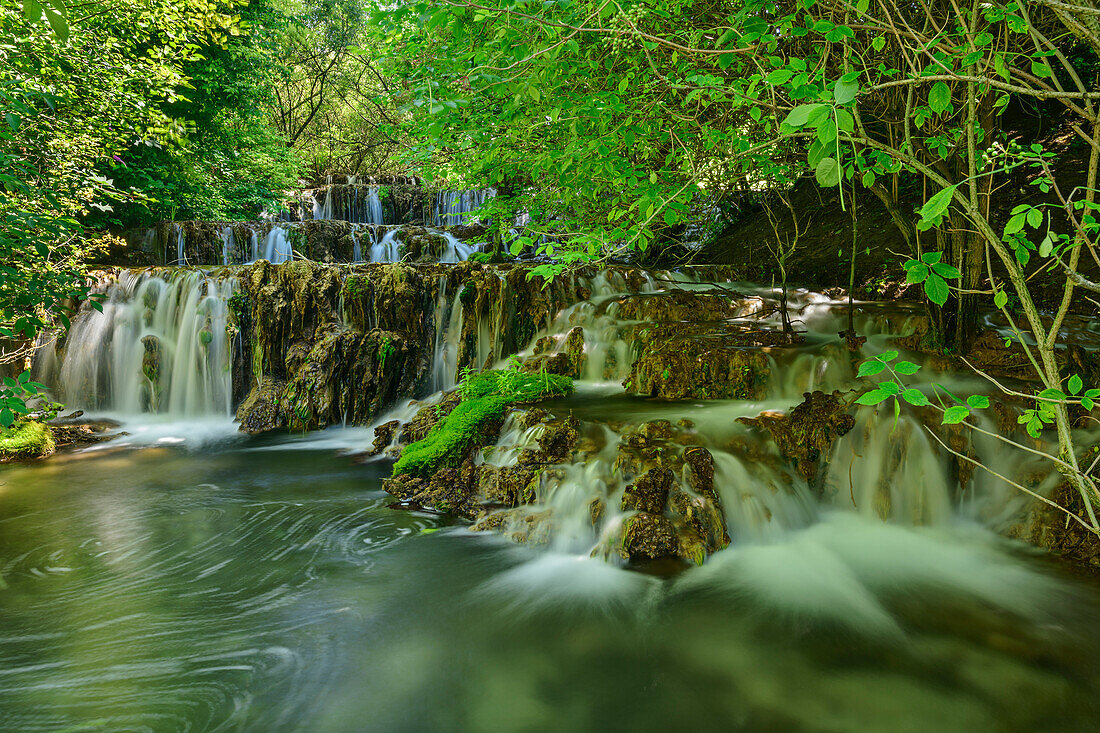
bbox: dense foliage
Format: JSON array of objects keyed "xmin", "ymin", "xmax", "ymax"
[
  {"xmin": 378, "ymin": 0, "xmax": 1100, "ymax": 532},
  {"xmin": 0, "ymin": 0, "xmax": 254, "ymax": 425}
]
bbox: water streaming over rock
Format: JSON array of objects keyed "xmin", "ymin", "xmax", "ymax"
[
  {"xmin": 13, "ymin": 259, "xmax": 1100, "ymax": 730},
  {"xmin": 45, "ymin": 270, "xmax": 235, "ymax": 417},
  {"xmin": 431, "ymin": 188, "xmax": 495, "ymax": 226}
]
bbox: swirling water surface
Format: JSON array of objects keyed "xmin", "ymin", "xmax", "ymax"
[{"xmin": 1, "ymin": 428, "xmax": 1100, "ymax": 732}]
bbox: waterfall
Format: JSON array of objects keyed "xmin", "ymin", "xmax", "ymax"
[
  {"xmin": 220, "ymin": 226, "xmax": 234, "ymax": 266},
  {"xmin": 367, "ymin": 187, "xmax": 384, "ymax": 225},
  {"xmin": 432, "ymin": 189, "xmax": 495, "ymax": 226},
  {"xmin": 259, "ymin": 227, "xmax": 293, "ymax": 264},
  {"xmin": 174, "ymin": 224, "xmax": 186, "ymax": 266},
  {"xmin": 370, "ymin": 229, "xmax": 401, "ymax": 263},
  {"xmin": 306, "ymin": 185, "xmax": 386, "ymax": 224},
  {"xmin": 351, "ymin": 226, "xmax": 364, "ymax": 262},
  {"xmin": 48, "ymin": 270, "xmax": 235, "ymax": 417},
  {"xmin": 439, "ymin": 232, "xmax": 474, "ymax": 263}
]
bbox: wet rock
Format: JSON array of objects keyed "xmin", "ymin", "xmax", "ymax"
[
  {"xmin": 620, "ymin": 512, "xmax": 679, "ymax": 560},
  {"xmin": 478, "ymin": 465, "xmax": 540, "ymax": 506},
  {"xmin": 624, "ymin": 327, "xmax": 772, "ymax": 400},
  {"xmin": 369, "ymin": 420, "xmax": 400, "ymax": 456},
  {"xmin": 536, "ymin": 415, "xmax": 579, "ymax": 462},
  {"xmin": 1009, "ymin": 479, "xmax": 1100, "ymax": 567},
  {"xmin": 385, "ymin": 458, "xmax": 483, "ymax": 519},
  {"xmin": 738, "ymin": 390, "xmax": 855, "ymax": 484},
  {"xmin": 140, "ymin": 335, "xmax": 162, "ymax": 411},
  {"xmin": 517, "ymin": 407, "xmax": 548, "ymax": 429},
  {"xmin": 47, "ymin": 419, "xmax": 120, "ymax": 450},
  {"xmin": 610, "ymin": 288, "xmax": 759, "ymax": 322},
  {"xmin": 236, "ymin": 379, "xmax": 287, "ymax": 434},
  {"xmin": 589, "ymin": 498, "xmax": 605, "ymax": 526},
  {"xmin": 621, "ymin": 466, "xmax": 674, "ymax": 513},
  {"xmin": 400, "ymin": 393, "xmax": 461, "ymax": 444}
]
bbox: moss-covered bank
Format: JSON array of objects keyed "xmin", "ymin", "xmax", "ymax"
[{"xmin": 0, "ymin": 422, "xmax": 56, "ymax": 461}]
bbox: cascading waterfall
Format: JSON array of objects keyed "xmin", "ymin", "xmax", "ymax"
[
  {"xmin": 447, "ymin": 277, "xmax": 1087, "ymax": 568},
  {"xmin": 220, "ymin": 226, "xmax": 234, "ymax": 266},
  {"xmin": 432, "ymin": 188, "xmax": 495, "ymax": 226},
  {"xmin": 174, "ymin": 224, "xmax": 186, "ymax": 266},
  {"xmin": 309, "ymin": 184, "xmax": 386, "ymax": 224},
  {"xmin": 370, "ymin": 229, "xmax": 401, "ymax": 263},
  {"xmin": 259, "ymin": 226, "xmax": 293, "ymax": 264},
  {"xmin": 48, "ymin": 270, "xmax": 235, "ymax": 417},
  {"xmin": 439, "ymin": 232, "xmax": 474, "ymax": 264}
]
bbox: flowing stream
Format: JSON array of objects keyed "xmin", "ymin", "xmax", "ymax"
[{"xmin": 4, "ymin": 269, "xmax": 1100, "ymax": 731}]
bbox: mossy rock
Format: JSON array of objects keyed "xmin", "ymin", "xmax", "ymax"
[
  {"xmin": 624, "ymin": 330, "xmax": 772, "ymax": 400},
  {"xmin": 390, "ymin": 369, "xmax": 574, "ymax": 484},
  {"xmin": 738, "ymin": 390, "xmax": 855, "ymax": 485},
  {"xmin": 392, "ymin": 395, "xmax": 514, "ymax": 477},
  {"xmin": 236, "ymin": 379, "xmax": 287, "ymax": 435},
  {"xmin": 0, "ymin": 422, "xmax": 56, "ymax": 461}
]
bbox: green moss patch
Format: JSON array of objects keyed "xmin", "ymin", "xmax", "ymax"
[
  {"xmin": 0, "ymin": 422, "xmax": 56, "ymax": 461},
  {"xmin": 392, "ymin": 369, "xmax": 574, "ymax": 478},
  {"xmin": 459, "ymin": 368, "xmax": 573, "ymax": 402}
]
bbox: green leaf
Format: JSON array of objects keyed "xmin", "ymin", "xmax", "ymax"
[
  {"xmin": 872, "ymin": 36, "xmax": 885, "ymax": 51},
  {"xmin": 928, "ymin": 82, "xmax": 951, "ymax": 114},
  {"xmin": 1038, "ymin": 233, "xmax": 1054, "ymax": 258},
  {"xmin": 942, "ymin": 405, "xmax": 970, "ymax": 424},
  {"xmin": 833, "ymin": 77, "xmax": 859, "ymax": 105},
  {"xmin": 1038, "ymin": 388, "xmax": 1067, "ymax": 401},
  {"xmin": 902, "ymin": 389, "xmax": 930, "ymax": 406},
  {"xmin": 44, "ymin": 7, "xmax": 68, "ymax": 42},
  {"xmin": 815, "ymin": 157, "xmax": 841, "ymax": 187},
  {"xmin": 924, "ymin": 274, "xmax": 949, "ymax": 306},
  {"xmin": 783, "ymin": 103, "xmax": 827, "ymax": 128},
  {"xmin": 931, "ymin": 262, "xmax": 960, "ymax": 279},
  {"xmin": 835, "ymin": 109, "xmax": 854, "ymax": 133},
  {"xmin": 880, "ymin": 350, "xmax": 899, "ymax": 363},
  {"xmin": 1026, "ymin": 207, "xmax": 1043, "ymax": 229},
  {"xmin": 894, "ymin": 361, "xmax": 921, "ymax": 375},
  {"xmin": 905, "ymin": 263, "xmax": 929, "ymax": 284},
  {"xmin": 856, "ymin": 389, "xmax": 890, "ymax": 405},
  {"xmin": 919, "ymin": 184, "xmax": 959, "ymax": 224},
  {"xmin": 1068, "ymin": 374, "xmax": 1083, "ymax": 395},
  {"xmin": 994, "ymin": 290, "xmax": 1008, "ymax": 309},
  {"xmin": 858, "ymin": 360, "xmax": 887, "ymax": 377},
  {"xmin": 766, "ymin": 69, "xmax": 793, "ymax": 85},
  {"xmin": 966, "ymin": 395, "xmax": 990, "ymax": 409},
  {"xmin": 1004, "ymin": 213, "xmax": 1027, "ymax": 236}
]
